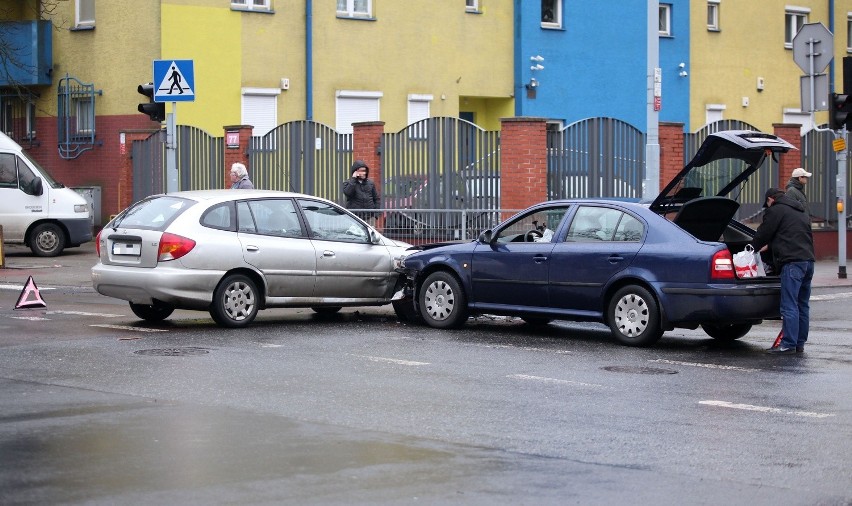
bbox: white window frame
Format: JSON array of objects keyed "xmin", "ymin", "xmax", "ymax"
[
  {"xmin": 466, "ymin": 0, "xmax": 479, "ymax": 13},
  {"xmin": 337, "ymin": 0, "xmax": 372, "ymax": 19},
  {"xmin": 75, "ymin": 0, "xmax": 95, "ymax": 28},
  {"xmin": 659, "ymin": 4, "xmax": 672, "ymax": 36},
  {"xmin": 407, "ymin": 94, "xmax": 432, "ymax": 139},
  {"xmin": 335, "ymin": 90, "xmax": 382, "ymax": 135},
  {"xmin": 541, "ymin": 0, "xmax": 562, "ymax": 29},
  {"xmin": 241, "ymin": 87, "xmax": 280, "ymax": 138},
  {"xmin": 231, "ymin": 0, "xmax": 272, "ymax": 12},
  {"xmin": 705, "ymin": 103, "xmax": 726, "ymax": 125},
  {"xmin": 707, "ymin": 1, "xmax": 720, "ymax": 31},
  {"xmin": 847, "ymin": 13, "xmax": 852, "ymax": 52},
  {"xmin": 75, "ymin": 98, "xmax": 94, "ymax": 135},
  {"xmin": 783, "ymin": 108, "xmax": 811, "ymax": 135},
  {"xmin": 785, "ymin": 7, "xmax": 809, "ymax": 47},
  {"xmin": 25, "ymin": 102, "xmax": 36, "ymax": 140}
]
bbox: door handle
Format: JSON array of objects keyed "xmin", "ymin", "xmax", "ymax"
[
  {"xmin": 533, "ymin": 255, "xmax": 548, "ymax": 263},
  {"xmin": 322, "ymin": 250, "xmax": 335, "ymax": 257},
  {"xmin": 245, "ymin": 245, "xmax": 259, "ymax": 252},
  {"xmin": 608, "ymin": 254, "xmax": 624, "ymax": 263}
]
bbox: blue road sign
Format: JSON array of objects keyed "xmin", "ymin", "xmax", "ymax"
[{"xmin": 153, "ymin": 59, "xmax": 195, "ymax": 102}]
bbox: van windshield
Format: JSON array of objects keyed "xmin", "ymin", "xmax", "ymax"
[{"xmin": 19, "ymin": 150, "xmax": 62, "ymax": 189}]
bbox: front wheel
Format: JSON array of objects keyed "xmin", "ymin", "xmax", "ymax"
[
  {"xmin": 209, "ymin": 274, "xmax": 259, "ymax": 328},
  {"xmin": 418, "ymin": 271, "xmax": 467, "ymax": 329},
  {"xmin": 607, "ymin": 285, "xmax": 663, "ymax": 346},
  {"xmin": 701, "ymin": 323, "xmax": 752, "ymax": 341},
  {"xmin": 129, "ymin": 302, "xmax": 175, "ymax": 322},
  {"xmin": 29, "ymin": 223, "xmax": 65, "ymax": 257}
]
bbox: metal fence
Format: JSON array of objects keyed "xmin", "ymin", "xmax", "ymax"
[{"xmin": 377, "ymin": 208, "xmax": 521, "ymax": 244}]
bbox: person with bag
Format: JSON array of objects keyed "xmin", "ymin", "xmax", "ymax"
[{"xmin": 752, "ymin": 188, "xmax": 815, "ymax": 355}]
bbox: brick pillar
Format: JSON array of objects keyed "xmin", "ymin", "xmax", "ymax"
[
  {"xmin": 659, "ymin": 122, "xmax": 685, "ymax": 191},
  {"xmin": 773, "ymin": 123, "xmax": 803, "ymax": 185},
  {"xmin": 352, "ymin": 121, "xmax": 385, "ymax": 228},
  {"xmin": 118, "ymin": 129, "xmax": 160, "ymax": 218},
  {"xmin": 224, "ymin": 125, "xmax": 253, "ymax": 188},
  {"xmin": 499, "ymin": 117, "xmax": 548, "ymax": 215}
]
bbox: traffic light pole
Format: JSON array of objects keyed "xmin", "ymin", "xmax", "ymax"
[
  {"xmin": 166, "ymin": 104, "xmax": 178, "ymax": 194},
  {"xmin": 837, "ymin": 128, "xmax": 848, "ymax": 279}
]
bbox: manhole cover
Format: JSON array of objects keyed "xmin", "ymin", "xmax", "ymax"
[
  {"xmin": 134, "ymin": 347, "xmax": 209, "ymax": 356},
  {"xmin": 602, "ymin": 365, "xmax": 678, "ymax": 375}
]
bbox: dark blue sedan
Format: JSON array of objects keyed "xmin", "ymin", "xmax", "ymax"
[{"xmin": 396, "ymin": 130, "xmax": 795, "ymax": 346}]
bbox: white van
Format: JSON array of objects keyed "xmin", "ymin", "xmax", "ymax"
[{"xmin": 0, "ymin": 132, "xmax": 92, "ymax": 256}]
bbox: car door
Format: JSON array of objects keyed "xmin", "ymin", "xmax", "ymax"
[
  {"xmin": 0, "ymin": 153, "xmax": 42, "ymax": 241},
  {"xmin": 470, "ymin": 205, "xmax": 570, "ymax": 309},
  {"xmin": 297, "ymin": 198, "xmax": 395, "ymax": 299},
  {"xmin": 237, "ymin": 199, "xmax": 318, "ymax": 298},
  {"xmin": 548, "ymin": 205, "xmax": 644, "ymax": 313}
]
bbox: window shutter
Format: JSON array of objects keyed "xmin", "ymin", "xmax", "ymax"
[
  {"xmin": 241, "ymin": 93, "xmax": 277, "ymax": 136},
  {"xmin": 335, "ymin": 96, "xmax": 380, "ymax": 134}
]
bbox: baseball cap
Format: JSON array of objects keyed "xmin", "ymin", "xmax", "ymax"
[
  {"xmin": 763, "ymin": 187, "xmax": 785, "ymax": 207},
  {"xmin": 791, "ymin": 167, "xmax": 812, "ymax": 178}
]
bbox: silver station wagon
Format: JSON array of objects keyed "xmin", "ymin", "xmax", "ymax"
[{"xmin": 92, "ymin": 190, "xmax": 412, "ymax": 327}]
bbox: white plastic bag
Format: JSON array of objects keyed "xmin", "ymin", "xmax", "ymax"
[{"xmin": 733, "ymin": 244, "xmax": 764, "ymax": 278}]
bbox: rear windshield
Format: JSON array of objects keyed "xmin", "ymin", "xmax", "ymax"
[{"xmin": 110, "ymin": 196, "xmax": 195, "ymax": 231}]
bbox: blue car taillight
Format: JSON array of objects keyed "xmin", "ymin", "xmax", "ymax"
[{"xmin": 711, "ymin": 250, "xmax": 735, "ymax": 280}]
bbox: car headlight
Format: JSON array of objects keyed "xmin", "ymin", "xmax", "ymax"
[
  {"xmin": 74, "ymin": 204, "xmax": 89, "ymax": 213},
  {"xmin": 394, "ymin": 253, "xmax": 409, "ymax": 270}
]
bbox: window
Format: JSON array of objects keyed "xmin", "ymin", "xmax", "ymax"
[
  {"xmin": 705, "ymin": 103, "xmax": 726, "ymax": 125},
  {"xmin": 565, "ymin": 206, "xmax": 633, "ymax": 242},
  {"xmin": 231, "ymin": 0, "xmax": 272, "ymax": 11},
  {"xmin": 785, "ymin": 8, "xmax": 808, "ymax": 46},
  {"xmin": 495, "ymin": 206, "xmax": 570, "ymax": 244},
  {"xmin": 707, "ymin": 1, "xmax": 719, "ymax": 31},
  {"xmin": 298, "ymin": 199, "xmax": 369, "ymax": 243},
  {"xmin": 335, "ymin": 90, "xmax": 382, "ymax": 135},
  {"xmin": 241, "ymin": 88, "xmax": 280, "ymax": 137},
  {"xmin": 466, "ymin": 0, "xmax": 479, "ymax": 12},
  {"xmin": 250, "ymin": 199, "xmax": 304, "ymax": 238},
  {"xmin": 75, "ymin": 98, "xmax": 94, "ymax": 135},
  {"xmin": 847, "ymin": 13, "xmax": 852, "ymax": 52},
  {"xmin": 407, "ymin": 94, "xmax": 432, "ymax": 139},
  {"xmin": 75, "ymin": 0, "xmax": 95, "ymax": 28},
  {"xmin": 337, "ymin": 0, "xmax": 372, "ymax": 18},
  {"xmin": 0, "ymin": 153, "xmax": 17, "ymax": 188},
  {"xmin": 659, "ymin": 4, "xmax": 672, "ymax": 36},
  {"xmin": 541, "ymin": 0, "xmax": 562, "ymax": 29}
]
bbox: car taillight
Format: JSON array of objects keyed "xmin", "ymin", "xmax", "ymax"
[
  {"xmin": 711, "ymin": 249, "xmax": 735, "ymax": 280},
  {"xmin": 158, "ymin": 233, "xmax": 196, "ymax": 261},
  {"xmin": 95, "ymin": 230, "xmax": 102, "ymax": 256}
]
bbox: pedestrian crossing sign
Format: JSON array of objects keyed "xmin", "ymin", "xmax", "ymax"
[{"xmin": 153, "ymin": 59, "xmax": 195, "ymax": 102}]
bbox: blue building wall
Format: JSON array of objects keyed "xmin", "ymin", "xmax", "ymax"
[{"xmin": 515, "ymin": 0, "xmax": 690, "ymax": 132}]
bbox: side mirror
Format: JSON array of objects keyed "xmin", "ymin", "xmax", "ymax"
[
  {"xmin": 478, "ymin": 229, "xmax": 493, "ymax": 244},
  {"xmin": 370, "ymin": 229, "xmax": 382, "ymax": 245},
  {"xmin": 26, "ymin": 177, "xmax": 43, "ymax": 196}
]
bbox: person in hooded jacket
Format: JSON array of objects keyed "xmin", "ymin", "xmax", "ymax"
[
  {"xmin": 752, "ymin": 188, "xmax": 815, "ymax": 355},
  {"xmin": 785, "ymin": 167, "xmax": 812, "ymax": 221},
  {"xmin": 342, "ymin": 160, "xmax": 380, "ymax": 226}
]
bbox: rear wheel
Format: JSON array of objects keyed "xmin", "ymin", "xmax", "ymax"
[
  {"xmin": 418, "ymin": 271, "xmax": 467, "ymax": 329},
  {"xmin": 607, "ymin": 285, "xmax": 663, "ymax": 346},
  {"xmin": 129, "ymin": 302, "xmax": 174, "ymax": 322},
  {"xmin": 311, "ymin": 306, "xmax": 342, "ymax": 315},
  {"xmin": 29, "ymin": 223, "xmax": 65, "ymax": 257},
  {"xmin": 210, "ymin": 274, "xmax": 259, "ymax": 328},
  {"xmin": 701, "ymin": 323, "xmax": 752, "ymax": 341}
]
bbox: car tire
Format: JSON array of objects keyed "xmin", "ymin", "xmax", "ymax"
[
  {"xmin": 392, "ymin": 298, "xmax": 422, "ymax": 323},
  {"xmin": 521, "ymin": 317, "xmax": 552, "ymax": 325},
  {"xmin": 701, "ymin": 323, "xmax": 752, "ymax": 341},
  {"xmin": 29, "ymin": 223, "xmax": 65, "ymax": 257},
  {"xmin": 607, "ymin": 285, "xmax": 663, "ymax": 346},
  {"xmin": 209, "ymin": 274, "xmax": 259, "ymax": 328},
  {"xmin": 419, "ymin": 271, "xmax": 467, "ymax": 329},
  {"xmin": 129, "ymin": 302, "xmax": 175, "ymax": 322},
  {"xmin": 311, "ymin": 306, "xmax": 342, "ymax": 315}
]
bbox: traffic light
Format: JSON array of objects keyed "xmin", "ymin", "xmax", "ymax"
[
  {"xmin": 829, "ymin": 92, "xmax": 852, "ymax": 130},
  {"xmin": 137, "ymin": 83, "xmax": 165, "ymax": 122}
]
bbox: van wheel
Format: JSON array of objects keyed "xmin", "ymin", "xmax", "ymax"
[
  {"xmin": 129, "ymin": 302, "xmax": 175, "ymax": 322},
  {"xmin": 607, "ymin": 285, "xmax": 663, "ymax": 346},
  {"xmin": 30, "ymin": 223, "xmax": 65, "ymax": 257},
  {"xmin": 209, "ymin": 274, "xmax": 259, "ymax": 328}
]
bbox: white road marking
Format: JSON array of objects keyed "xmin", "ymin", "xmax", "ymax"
[
  {"xmin": 0, "ymin": 284, "xmax": 55, "ymax": 291},
  {"xmin": 650, "ymin": 359, "xmax": 760, "ymax": 372},
  {"xmin": 810, "ymin": 291, "xmax": 852, "ymax": 301},
  {"xmin": 352, "ymin": 354, "xmax": 430, "ymax": 366},
  {"xmin": 10, "ymin": 316, "xmax": 50, "ymax": 321},
  {"xmin": 89, "ymin": 324, "xmax": 168, "ymax": 333},
  {"xmin": 508, "ymin": 374, "xmax": 607, "ymax": 388},
  {"xmin": 699, "ymin": 400, "xmax": 835, "ymax": 418},
  {"xmin": 260, "ymin": 343, "xmax": 283, "ymax": 348},
  {"xmin": 47, "ymin": 310, "xmax": 124, "ymax": 317}
]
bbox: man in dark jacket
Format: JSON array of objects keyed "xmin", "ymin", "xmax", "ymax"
[
  {"xmin": 752, "ymin": 188, "xmax": 815, "ymax": 354},
  {"xmin": 342, "ymin": 160, "xmax": 380, "ymax": 226},
  {"xmin": 785, "ymin": 167, "xmax": 812, "ymax": 220}
]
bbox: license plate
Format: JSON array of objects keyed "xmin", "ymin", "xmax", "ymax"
[{"xmin": 112, "ymin": 242, "xmax": 141, "ymax": 256}]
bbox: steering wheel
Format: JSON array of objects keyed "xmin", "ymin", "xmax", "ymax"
[{"xmin": 525, "ymin": 229, "xmax": 543, "ymax": 242}]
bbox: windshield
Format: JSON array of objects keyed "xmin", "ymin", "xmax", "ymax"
[
  {"xmin": 110, "ymin": 196, "xmax": 196, "ymax": 232},
  {"xmin": 19, "ymin": 150, "xmax": 62, "ymax": 189}
]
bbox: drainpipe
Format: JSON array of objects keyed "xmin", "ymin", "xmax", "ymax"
[
  {"xmin": 306, "ymin": 0, "xmax": 313, "ymax": 120},
  {"xmin": 829, "ymin": 0, "xmax": 835, "ymax": 93},
  {"xmin": 513, "ymin": 0, "xmax": 523, "ymax": 116}
]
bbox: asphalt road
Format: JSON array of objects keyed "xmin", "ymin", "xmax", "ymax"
[{"xmin": 1, "ymin": 243, "xmax": 851, "ymax": 505}]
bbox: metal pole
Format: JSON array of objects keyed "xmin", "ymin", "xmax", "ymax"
[
  {"xmin": 838, "ymin": 128, "xmax": 848, "ymax": 278},
  {"xmin": 166, "ymin": 104, "xmax": 178, "ymax": 193},
  {"xmin": 644, "ymin": 0, "xmax": 660, "ymax": 200}
]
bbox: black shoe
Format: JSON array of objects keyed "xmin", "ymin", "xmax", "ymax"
[
  {"xmin": 796, "ymin": 347, "xmax": 804, "ymax": 353},
  {"xmin": 767, "ymin": 347, "xmax": 797, "ymax": 355}
]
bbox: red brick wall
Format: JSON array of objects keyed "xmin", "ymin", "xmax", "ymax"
[
  {"xmin": 659, "ymin": 122, "xmax": 685, "ymax": 189},
  {"xmin": 223, "ymin": 125, "xmax": 254, "ymax": 188},
  {"xmin": 773, "ymin": 124, "xmax": 803, "ymax": 183},
  {"xmin": 352, "ymin": 121, "xmax": 384, "ymax": 191},
  {"xmin": 499, "ymin": 117, "xmax": 548, "ymax": 214}
]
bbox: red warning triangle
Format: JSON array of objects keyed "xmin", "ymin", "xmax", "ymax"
[{"xmin": 15, "ymin": 276, "xmax": 47, "ymax": 310}]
